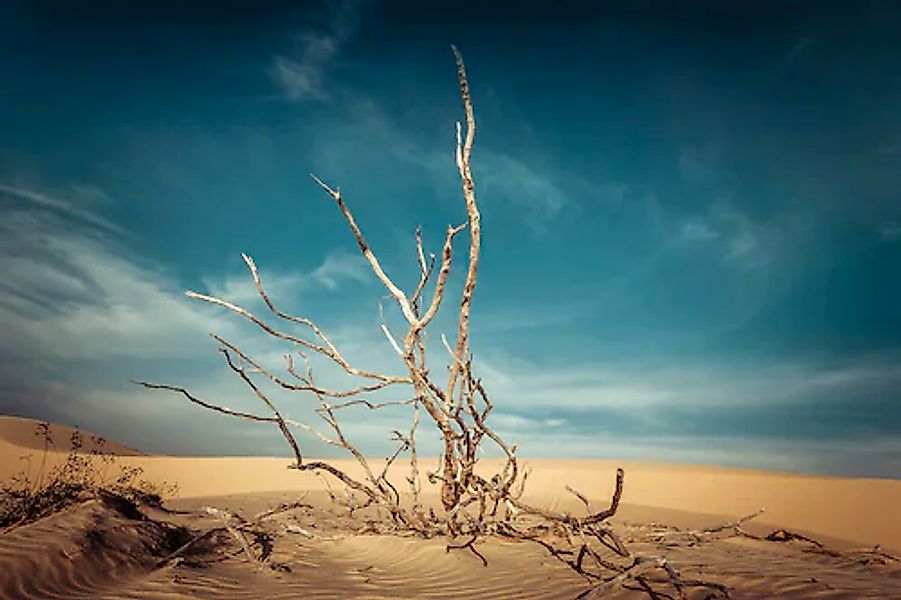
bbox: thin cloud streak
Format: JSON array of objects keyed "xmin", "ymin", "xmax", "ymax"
[
  {"xmin": 477, "ymin": 350, "xmax": 901, "ymax": 412},
  {"xmin": 268, "ymin": 1, "xmax": 363, "ymax": 101},
  {"xmin": 0, "ymin": 183, "xmax": 124, "ymax": 235},
  {"xmin": 203, "ymin": 250, "xmax": 368, "ymax": 305}
]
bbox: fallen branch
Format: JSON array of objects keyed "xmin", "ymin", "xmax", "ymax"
[
  {"xmin": 759, "ymin": 529, "xmax": 900, "ymax": 565},
  {"xmin": 705, "ymin": 508, "xmax": 766, "ymax": 534},
  {"xmin": 447, "ymin": 534, "xmax": 488, "ymax": 567},
  {"xmin": 155, "ymin": 527, "xmax": 222, "ymax": 568},
  {"xmin": 203, "ymin": 507, "xmax": 260, "ymax": 566}
]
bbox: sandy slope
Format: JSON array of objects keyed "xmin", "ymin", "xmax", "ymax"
[
  {"xmin": 2, "ymin": 416, "xmax": 900, "ymax": 599},
  {"xmin": 0, "ymin": 416, "xmax": 144, "ymax": 456},
  {"xmin": 2, "ymin": 489, "xmax": 899, "ymax": 600}
]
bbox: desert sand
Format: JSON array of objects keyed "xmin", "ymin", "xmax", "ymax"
[{"xmin": 1, "ymin": 415, "xmax": 899, "ymax": 599}]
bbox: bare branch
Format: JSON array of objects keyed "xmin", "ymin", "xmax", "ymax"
[
  {"xmin": 446, "ymin": 45, "xmax": 482, "ymax": 410},
  {"xmin": 446, "ymin": 534, "xmax": 488, "ymax": 567},
  {"xmin": 413, "ymin": 222, "xmax": 467, "ymax": 334},
  {"xmin": 310, "ymin": 173, "xmax": 418, "ymax": 325},
  {"xmin": 512, "ymin": 468, "xmax": 624, "ymax": 527},
  {"xmin": 411, "ymin": 226, "xmax": 437, "ymax": 311},
  {"xmin": 704, "ymin": 508, "xmax": 765, "ymax": 534},
  {"xmin": 186, "ymin": 290, "xmax": 327, "ymax": 354},
  {"xmin": 204, "ymin": 507, "xmax": 261, "ymax": 566},
  {"xmin": 132, "ymin": 381, "xmax": 277, "ymax": 424},
  {"xmin": 316, "ymin": 397, "xmax": 415, "ymax": 412},
  {"xmin": 220, "ymin": 347, "xmax": 304, "ymax": 466},
  {"xmin": 566, "ymin": 485, "xmax": 595, "ymax": 515},
  {"xmin": 187, "ymin": 288, "xmax": 405, "ymax": 385},
  {"xmin": 241, "ymin": 252, "xmax": 341, "ymax": 356},
  {"xmin": 283, "ymin": 417, "xmax": 342, "ymax": 449},
  {"xmin": 283, "ymin": 353, "xmax": 408, "ymax": 398},
  {"xmin": 210, "ymin": 333, "xmax": 407, "ymax": 400},
  {"xmin": 379, "ymin": 302, "xmax": 405, "ymax": 357},
  {"xmin": 407, "ymin": 398, "xmax": 422, "ymax": 511}
]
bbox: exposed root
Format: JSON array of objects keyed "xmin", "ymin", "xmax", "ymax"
[
  {"xmin": 447, "ymin": 534, "xmax": 488, "ymax": 567},
  {"xmin": 755, "ymin": 529, "xmax": 901, "ymax": 566},
  {"xmin": 576, "ymin": 556, "xmax": 730, "ymax": 600},
  {"xmin": 203, "ymin": 507, "xmax": 261, "ymax": 566},
  {"xmin": 627, "ymin": 509, "xmax": 766, "ymax": 546},
  {"xmin": 154, "ymin": 528, "xmax": 220, "ymax": 568}
]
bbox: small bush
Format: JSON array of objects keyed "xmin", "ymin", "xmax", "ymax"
[{"xmin": 0, "ymin": 422, "xmax": 176, "ymax": 529}]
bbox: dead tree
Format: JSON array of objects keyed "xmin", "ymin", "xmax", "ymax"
[{"xmin": 138, "ymin": 47, "xmax": 729, "ymax": 599}]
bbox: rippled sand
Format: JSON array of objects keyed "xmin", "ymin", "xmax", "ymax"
[{"xmin": 2, "ymin": 416, "xmax": 899, "ymax": 599}]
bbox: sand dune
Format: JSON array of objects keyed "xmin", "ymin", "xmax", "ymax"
[
  {"xmin": 1, "ymin": 416, "xmax": 899, "ymax": 599},
  {"xmin": 2, "ymin": 489, "xmax": 898, "ymax": 599},
  {"xmin": 0, "ymin": 496, "xmax": 188, "ymax": 600},
  {"xmin": 0, "ymin": 416, "xmax": 144, "ymax": 456}
]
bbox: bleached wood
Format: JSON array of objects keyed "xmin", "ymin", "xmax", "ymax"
[{"xmin": 137, "ymin": 48, "xmax": 733, "ymax": 599}]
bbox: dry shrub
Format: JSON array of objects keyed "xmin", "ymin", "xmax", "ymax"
[{"xmin": 0, "ymin": 421, "xmax": 176, "ymax": 529}]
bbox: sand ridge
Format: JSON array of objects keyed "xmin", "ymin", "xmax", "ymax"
[
  {"xmin": 0, "ymin": 416, "xmax": 145, "ymax": 457},
  {"xmin": 2, "ymin": 489, "xmax": 899, "ymax": 600}
]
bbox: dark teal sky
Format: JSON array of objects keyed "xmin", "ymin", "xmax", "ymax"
[{"xmin": 1, "ymin": 1, "xmax": 899, "ymax": 476}]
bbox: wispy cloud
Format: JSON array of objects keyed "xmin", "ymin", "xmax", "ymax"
[
  {"xmin": 673, "ymin": 202, "xmax": 776, "ymax": 269},
  {"xmin": 306, "ymin": 97, "xmax": 580, "ymax": 233},
  {"xmin": 506, "ymin": 427, "xmax": 901, "ymax": 477},
  {"xmin": 0, "ymin": 181, "xmax": 378, "ymax": 380},
  {"xmin": 477, "ymin": 152, "xmax": 570, "ymax": 230},
  {"xmin": 0, "ymin": 180, "xmax": 406, "ymax": 455},
  {"xmin": 675, "ymin": 144, "xmax": 778, "ymax": 266},
  {"xmin": 464, "ymin": 350, "xmax": 901, "ymax": 475},
  {"xmin": 0, "ymin": 182, "xmax": 123, "ymax": 235},
  {"xmin": 269, "ymin": 1, "xmax": 363, "ymax": 101},
  {"xmin": 203, "ymin": 250, "xmax": 368, "ymax": 305},
  {"xmin": 0, "ymin": 185, "xmax": 232, "ymax": 361},
  {"xmin": 676, "ymin": 219, "xmax": 719, "ymax": 243},
  {"xmin": 310, "ymin": 251, "xmax": 369, "ymax": 289},
  {"xmin": 476, "ymin": 349, "xmax": 901, "ymax": 413},
  {"xmin": 727, "ymin": 228, "xmax": 759, "ymax": 261}
]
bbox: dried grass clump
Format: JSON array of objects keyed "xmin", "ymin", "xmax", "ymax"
[{"xmin": 0, "ymin": 422, "xmax": 176, "ymax": 530}]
